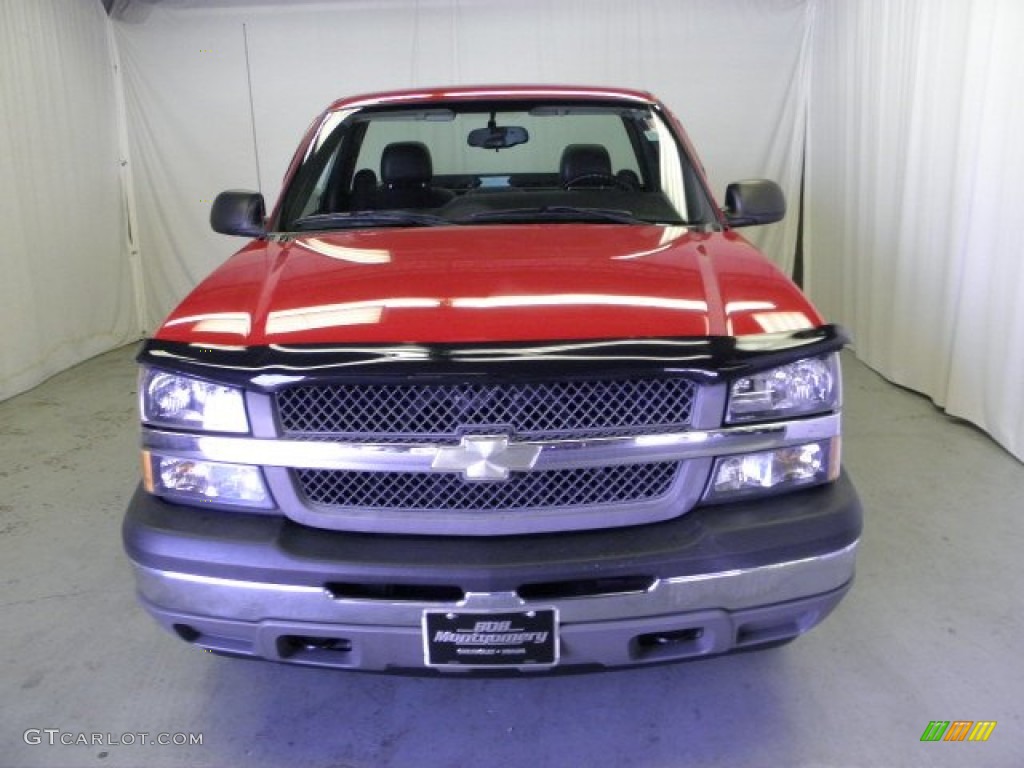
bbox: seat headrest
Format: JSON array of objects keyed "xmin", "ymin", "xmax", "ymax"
[
  {"xmin": 381, "ymin": 142, "xmax": 432, "ymax": 186},
  {"xmin": 352, "ymin": 168, "xmax": 377, "ymax": 191},
  {"xmin": 560, "ymin": 144, "xmax": 612, "ymax": 184}
]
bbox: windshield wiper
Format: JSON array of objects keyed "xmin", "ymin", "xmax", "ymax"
[
  {"xmin": 457, "ymin": 206, "xmax": 685, "ymax": 226},
  {"xmin": 291, "ymin": 211, "xmax": 450, "ymax": 231}
]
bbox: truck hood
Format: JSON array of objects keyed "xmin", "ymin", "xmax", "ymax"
[{"xmin": 156, "ymin": 225, "xmax": 822, "ymax": 346}]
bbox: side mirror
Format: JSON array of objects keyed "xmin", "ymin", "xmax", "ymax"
[
  {"xmin": 211, "ymin": 190, "xmax": 266, "ymax": 237},
  {"xmin": 723, "ymin": 180, "xmax": 785, "ymax": 227}
]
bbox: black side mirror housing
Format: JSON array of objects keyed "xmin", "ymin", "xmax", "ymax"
[
  {"xmin": 211, "ymin": 190, "xmax": 266, "ymax": 237},
  {"xmin": 723, "ymin": 180, "xmax": 786, "ymax": 227}
]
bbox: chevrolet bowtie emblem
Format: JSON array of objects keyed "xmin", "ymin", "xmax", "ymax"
[{"xmin": 431, "ymin": 435, "xmax": 542, "ymax": 482}]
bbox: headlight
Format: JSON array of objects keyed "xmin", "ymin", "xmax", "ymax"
[
  {"xmin": 726, "ymin": 354, "xmax": 839, "ymax": 423},
  {"xmin": 703, "ymin": 439, "xmax": 839, "ymax": 503},
  {"xmin": 142, "ymin": 452, "xmax": 273, "ymax": 509},
  {"xmin": 140, "ymin": 368, "xmax": 249, "ymax": 433}
]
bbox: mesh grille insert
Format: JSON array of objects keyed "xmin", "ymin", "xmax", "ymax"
[
  {"xmin": 276, "ymin": 377, "xmax": 697, "ymax": 440},
  {"xmin": 296, "ymin": 462, "xmax": 680, "ymax": 512}
]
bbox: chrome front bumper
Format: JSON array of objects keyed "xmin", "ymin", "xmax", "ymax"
[{"xmin": 130, "ymin": 541, "xmax": 857, "ymax": 672}]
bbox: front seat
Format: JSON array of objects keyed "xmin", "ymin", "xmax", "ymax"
[
  {"xmin": 349, "ymin": 168, "xmax": 378, "ymax": 210},
  {"xmin": 559, "ymin": 143, "xmax": 614, "ymax": 188},
  {"xmin": 377, "ymin": 142, "xmax": 454, "ymax": 209}
]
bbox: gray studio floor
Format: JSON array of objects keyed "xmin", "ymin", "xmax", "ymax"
[{"xmin": 1, "ymin": 344, "xmax": 1021, "ymax": 768}]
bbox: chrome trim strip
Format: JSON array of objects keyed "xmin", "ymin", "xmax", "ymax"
[
  {"xmin": 142, "ymin": 413, "xmax": 840, "ymax": 473},
  {"xmin": 131, "ymin": 540, "xmax": 858, "ymax": 627}
]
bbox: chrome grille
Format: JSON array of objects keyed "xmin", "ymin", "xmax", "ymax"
[
  {"xmin": 296, "ymin": 462, "xmax": 680, "ymax": 511},
  {"xmin": 276, "ymin": 377, "xmax": 697, "ymax": 440}
]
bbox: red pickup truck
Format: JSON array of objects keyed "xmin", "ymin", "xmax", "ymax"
[{"xmin": 123, "ymin": 85, "xmax": 861, "ymax": 673}]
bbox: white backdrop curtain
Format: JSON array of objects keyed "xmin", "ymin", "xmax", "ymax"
[
  {"xmin": 110, "ymin": 0, "xmax": 812, "ymax": 330},
  {"xmin": 806, "ymin": 0, "xmax": 1024, "ymax": 461},
  {"xmin": 0, "ymin": 0, "xmax": 138, "ymax": 402}
]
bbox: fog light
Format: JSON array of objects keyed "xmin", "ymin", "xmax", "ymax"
[
  {"xmin": 143, "ymin": 452, "xmax": 272, "ymax": 509},
  {"xmin": 704, "ymin": 440, "xmax": 834, "ymax": 502}
]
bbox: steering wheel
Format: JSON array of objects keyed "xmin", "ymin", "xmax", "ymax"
[{"xmin": 563, "ymin": 173, "xmax": 633, "ymax": 191}]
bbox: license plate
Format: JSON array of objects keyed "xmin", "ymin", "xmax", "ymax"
[{"xmin": 423, "ymin": 608, "xmax": 559, "ymax": 668}]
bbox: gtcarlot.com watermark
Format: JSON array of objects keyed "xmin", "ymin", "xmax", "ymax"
[{"xmin": 24, "ymin": 729, "xmax": 203, "ymax": 747}]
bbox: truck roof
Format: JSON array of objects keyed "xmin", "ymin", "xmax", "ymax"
[{"xmin": 326, "ymin": 84, "xmax": 658, "ymax": 112}]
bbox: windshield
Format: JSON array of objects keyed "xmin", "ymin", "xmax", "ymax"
[{"xmin": 276, "ymin": 100, "xmax": 717, "ymax": 232}]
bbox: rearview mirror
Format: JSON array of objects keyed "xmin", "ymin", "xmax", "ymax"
[{"xmin": 467, "ymin": 125, "xmax": 529, "ymax": 150}]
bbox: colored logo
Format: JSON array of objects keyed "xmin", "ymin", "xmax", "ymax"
[{"xmin": 920, "ymin": 721, "xmax": 996, "ymax": 742}]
